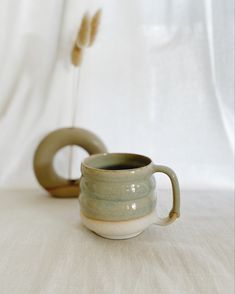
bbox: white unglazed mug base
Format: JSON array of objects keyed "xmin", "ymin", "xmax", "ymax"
[
  {"xmin": 99, "ymin": 231, "xmax": 142, "ymax": 240},
  {"xmin": 80, "ymin": 210, "xmax": 156, "ymax": 240}
]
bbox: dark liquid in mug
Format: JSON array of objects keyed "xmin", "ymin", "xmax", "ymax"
[{"xmin": 100, "ymin": 164, "xmax": 139, "ymax": 170}]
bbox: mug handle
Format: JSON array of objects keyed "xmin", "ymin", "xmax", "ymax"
[{"xmin": 152, "ymin": 165, "xmax": 180, "ymax": 226}]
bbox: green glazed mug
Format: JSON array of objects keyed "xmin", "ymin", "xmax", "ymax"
[{"xmin": 79, "ymin": 153, "xmax": 180, "ymax": 239}]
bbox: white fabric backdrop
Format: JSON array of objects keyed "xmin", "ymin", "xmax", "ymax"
[{"xmin": 0, "ymin": 0, "xmax": 234, "ymax": 190}]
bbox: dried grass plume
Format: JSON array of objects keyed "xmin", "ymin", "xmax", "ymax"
[
  {"xmin": 76, "ymin": 13, "xmax": 90, "ymax": 48},
  {"xmin": 71, "ymin": 45, "xmax": 83, "ymax": 67},
  {"xmin": 89, "ymin": 9, "xmax": 102, "ymax": 46},
  {"xmin": 71, "ymin": 9, "xmax": 102, "ymax": 67}
]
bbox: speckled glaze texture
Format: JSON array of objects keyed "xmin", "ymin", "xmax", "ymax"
[
  {"xmin": 80, "ymin": 154, "xmax": 156, "ymax": 221},
  {"xmin": 79, "ymin": 153, "xmax": 180, "ymax": 239},
  {"xmin": 80, "ymin": 170, "xmax": 156, "ymax": 221}
]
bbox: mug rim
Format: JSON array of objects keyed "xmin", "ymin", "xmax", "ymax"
[{"xmin": 82, "ymin": 153, "xmax": 152, "ymax": 173}]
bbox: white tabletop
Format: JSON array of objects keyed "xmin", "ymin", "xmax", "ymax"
[{"xmin": 0, "ymin": 189, "xmax": 233, "ymax": 294}]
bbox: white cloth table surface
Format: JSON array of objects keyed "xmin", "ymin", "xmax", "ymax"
[{"xmin": 0, "ymin": 189, "xmax": 233, "ymax": 294}]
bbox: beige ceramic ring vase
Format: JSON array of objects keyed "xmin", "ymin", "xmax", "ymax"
[
  {"xmin": 33, "ymin": 127, "xmax": 107, "ymax": 198},
  {"xmin": 79, "ymin": 153, "xmax": 180, "ymax": 239}
]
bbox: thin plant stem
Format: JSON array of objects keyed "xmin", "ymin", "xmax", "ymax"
[{"xmin": 68, "ymin": 65, "xmax": 82, "ymax": 180}]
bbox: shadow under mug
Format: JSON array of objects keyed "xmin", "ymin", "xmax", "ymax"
[{"xmin": 79, "ymin": 153, "xmax": 180, "ymax": 239}]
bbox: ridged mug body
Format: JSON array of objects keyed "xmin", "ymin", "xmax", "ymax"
[
  {"xmin": 79, "ymin": 153, "xmax": 180, "ymax": 239},
  {"xmin": 79, "ymin": 169, "xmax": 157, "ymax": 222}
]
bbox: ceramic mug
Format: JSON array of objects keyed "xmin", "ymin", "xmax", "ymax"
[{"xmin": 79, "ymin": 153, "xmax": 180, "ymax": 239}]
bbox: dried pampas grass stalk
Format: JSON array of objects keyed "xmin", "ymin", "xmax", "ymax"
[
  {"xmin": 89, "ymin": 9, "xmax": 102, "ymax": 46},
  {"xmin": 69, "ymin": 9, "xmax": 102, "ymax": 178},
  {"xmin": 71, "ymin": 45, "xmax": 83, "ymax": 67},
  {"xmin": 70, "ymin": 9, "xmax": 102, "ymax": 67},
  {"xmin": 76, "ymin": 13, "xmax": 90, "ymax": 48}
]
